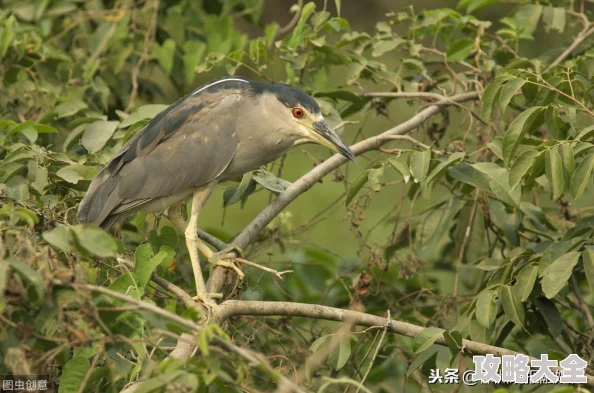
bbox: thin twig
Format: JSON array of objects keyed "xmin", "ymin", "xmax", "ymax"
[
  {"xmin": 570, "ymin": 275, "xmax": 594, "ymax": 346},
  {"xmin": 379, "ymin": 135, "xmax": 444, "ymax": 155},
  {"xmin": 278, "ymin": 0, "xmax": 304, "ymax": 35},
  {"xmin": 126, "ymin": 0, "xmax": 160, "ymax": 112},
  {"xmin": 356, "ymin": 311, "xmax": 389, "ymax": 393},
  {"xmin": 453, "ymin": 189, "xmax": 480, "ymax": 297},
  {"xmin": 361, "ymin": 92, "xmax": 447, "ymax": 100},
  {"xmin": 73, "ymin": 282, "xmax": 199, "ymax": 331},
  {"xmin": 236, "ymin": 258, "xmax": 293, "ymax": 279}
]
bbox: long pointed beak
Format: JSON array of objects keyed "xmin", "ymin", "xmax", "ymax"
[{"xmin": 309, "ymin": 120, "xmax": 356, "ymax": 162}]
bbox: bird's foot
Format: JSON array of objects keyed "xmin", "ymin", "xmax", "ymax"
[
  {"xmin": 208, "ymin": 246, "xmax": 245, "ymax": 280},
  {"xmin": 191, "ymin": 292, "xmax": 220, "ymax": 309}
]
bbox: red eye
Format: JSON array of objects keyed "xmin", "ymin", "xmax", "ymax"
[{"xmin": 292, "ymin": 108, "xmax": 305, "ymax": 118}]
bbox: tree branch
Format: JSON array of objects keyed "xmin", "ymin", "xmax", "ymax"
[
  {"xmin": 74, "ymin": 283, "xmax": 310, "ymax": 393},
  {"xmin": 360, "ymin": 92, "xmax": 447, "ymax": 100},
  {"xmin": 214, "ymin": 300, "xmax": 594, "ymax": 386},
  {"xmin": 546, "ymin": 23, "xmax": 594, "ymax": 71}
]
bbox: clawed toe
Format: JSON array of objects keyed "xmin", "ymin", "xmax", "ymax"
[
  {"xmin": 208, "ymin": 249, "xmax": 245, "ymax": 280},
  {"xmin": 192, "ymin": 293, "xmax": 218, "ymax": 308}
]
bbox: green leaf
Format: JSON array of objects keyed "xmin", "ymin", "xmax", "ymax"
[
  {"xmin": 541, "ymin": 251, "xmax": 581, "ymax": 299},
  {"xmin": 498, "ymin": 77, "xmax": 526, "ymax": 114},
  {"xmin": 81, "ymin": 120, "xmax": 119, "ymax": 153},
  {"xmin": 132, "ymin": 371, "xmax": 186, "ymax": 393},
  {"xmin": 56, "ymin": 165, "xmax": 97, "ymax": 184},
  {"xmin": 134, "ymin": 246, "xmax": 175, "ymax": 290},
  {"xmin": 288, "ymin": 2, "xmax": 316, "ymax": 49},
  {"xmin": 514, "ymin": 4, "xmax": 543, "ymax": 35},
  {"xmin": 371, "ymin": 37, "xmax": 405, "ymax": 57},
  {"xmin": 545, "ymin": 105, "xmax": 569, "ymax": 139},
  {"xmin": 458, "ymin": 0, "xmax": 500, "ymax": 13},
  {"xmin": 502, "ymin": 106, "xmax": 544, "ymax": 165},
  {"xmin": 368, "ymin": 165, "xmax": 384, "ymax": 191},
  {"xmin": 443, "ymin": 330, "xmax": 462, "ymax": 361},
  {"xmin": 345, "ymin": 171, "xmax": 369, "ymax": 206},
  {"xmin": 542, "ymin": 6, "xmax": 566, "ymax": 33},
  {"xmin": 447, "ymin": 38, "xmax": 474, "ymax": 62},
  {"xmin": 545, "ymin": 147, "xmax": 564, "ymax": 201},
  {"xmin": 55, "ymin": 100, "xmax": 88, "ymax": 118},
  {"xmin": 7, "ymin": 259, "xmax": 45, "ymax": 300},
  {"xmin": 150, "ymin": 39, "xmax": 176, "ymax": 74},
  {"xmin": 0, "ymin": 15, "xmax": 15, "ymax": 59},
  {"xmin": 410, "ymin": 150, "xmax": 431, "ymax": 184},
  {"xmin": 448, "ymin": 162, "xmax": 491, "ymax": 191},
  {"xmin": 474, "ymin": 162, "xmax": 520, "ymax": 206},
  {"xmin": 72, "ymin": 226, "xmax": 118, "ymax": 257},
  {"xmin": 570, "ymin": 153, "xmax": 594, "ymax": 199},
  {"xmin": 42, "ymin": 225, "xmax": 73, "ymax": 253},
  {"xmin": 329, "ymin": 334, "xmax": 351, "ymax": 370},
  {"xmin": 426, "ymin": 152, "xmax": 465, "ymax": 185},
  {"xmin": 583, "ymin": 247, "xmax": 594, "ymax": 296},
  {"xmin": 223, "ymin": 172, "xmax": 254, "ymax": 207},
  {"xmin": 58, "ymin": 356, "xmax": 90, "ymax": 393},
  {"xmin": 345, "ymin": 61, "xmax": 366, "ymax": 85},
  {"xmin": 119, "ymin": 105, "xmax": 168, "ymax": 128},
  {"xmin": 469, "ymin": 320, "xmax": 487, "ymax": 342},
  {"xmin": 476, "ymin": 289, "xmax": 498, "ymax": 328},
  {"xmin": 500, "ymin": 285, "xmax": 524, "ymax": 327},
  {"xmin": 576, "ymin": 125, "xmax": 594, "ymax": 141},
  {"xmin": 309, "ymin": 334, "xmax": 331, "ymax": 352},
  {"xmin": 509, "ymin": 150, "xmax": 540, "ymax": 189},
  {"xmin": 63, "ymin": 124, "xmax": 88, "ymax": 152},
  {"xmin": 561, "ymin": 143, "xmax": 575, "ymax": 180},
  {"xmin": 0, "ymin": 263, "xmax": 9, "ymax": 303},
  {"xmin": 539, "ymin": 241, "xmax": 573, "ymax": 276},
  {"xmin": 535, "ymin": 297, "xmax": 563, "ymax": 337},
  {"xmin": 108, "ymin": 272, "xmax": 139, "ymax": 297},
  {"xmin": 476, "ymin": 257, "xmax": 505, "ymax": 271},
  {"xmin": 513, "ymin": 264, "xmax": 538, "ymax": 302},
  {"xmin": 182, "ymin": 41, "xmax": 206, "ymax": 84},
  {"xmin": 413, "ymin": 327, "xmax": 444, "ymax": 353},
  {"xmin": 253, "ymin": 168, "xmax": 292, "ymax": 193},
  {"xmin": 388, "ymin": 157, "xmax": 410, "ymax": 182},
  {"xmin": 406, "ymin": 347, "xmax": 439, "ymax": 377},
  {"xmin": 481, "ymin": 75, "xmax": 511, "ymax": 122}
]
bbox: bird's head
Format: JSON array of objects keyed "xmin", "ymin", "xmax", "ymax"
[{"xmin": 251, "ymin": 82, "xmax": 356, "ymax": 162}]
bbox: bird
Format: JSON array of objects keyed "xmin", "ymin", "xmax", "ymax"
[{"xmin": 77, "ymin": 76, "xmax": 355, "ymax": 306}]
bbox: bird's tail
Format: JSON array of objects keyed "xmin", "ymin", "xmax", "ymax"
[{"xmin": 77, "ymin": 164, "xmax": 121, "ymax": 229}]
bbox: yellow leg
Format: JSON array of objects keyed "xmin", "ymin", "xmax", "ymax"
[
  {"xmin": 166, "ymin": 186, "xmax": 244, "ymax": 303},
  {"xmin": 184, "ymin": 185, "xmax": 217, "ymax": 307},
  {"xmin": 167, "ymin": 202, "xmax": 186, "ymax": 233}
]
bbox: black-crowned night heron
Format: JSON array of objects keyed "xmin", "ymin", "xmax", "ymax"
[{"xmin": 77, "ymin": 77, "xmax": 355, "ymax": 306}]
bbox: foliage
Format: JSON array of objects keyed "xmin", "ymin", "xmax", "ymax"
[{"xmin": 2, "ymin": 0, "xmax": 594, "ymax": 392}]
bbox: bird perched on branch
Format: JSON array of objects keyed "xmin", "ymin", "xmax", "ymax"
[{"xmin": 77, "ymin": 77, "xmax": 355, "ymax": 306}]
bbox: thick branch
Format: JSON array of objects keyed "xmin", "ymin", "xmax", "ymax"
[
  {"xmin": 214, "ymin": 300, "xmax": 594, "ymax": 386},
  {"xmin": 77, "ymin": 284, "xmax": 310, "ymax": 393}
]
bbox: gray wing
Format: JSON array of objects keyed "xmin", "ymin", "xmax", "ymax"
[{"xmin": 77, "ymin": 91, "xmax": 241, "ymax": 228}]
